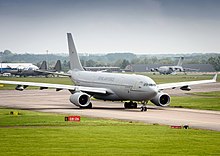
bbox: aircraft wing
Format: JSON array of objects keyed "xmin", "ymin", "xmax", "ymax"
[
  {"xmin": 157, "ymin": 74, "xmax": 217, "ymax": 90},
  {"xmin": 34, "ymin": 69, "xmax": 71, "ymax": 77},
  {"xmin": 0, "ymin": 80, "xmax": 108, "ymax": 94}
]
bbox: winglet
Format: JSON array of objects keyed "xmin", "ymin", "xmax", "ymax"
[{"xmin": 213, "ymin": 73, "xmax": 218, "ymax": 82}]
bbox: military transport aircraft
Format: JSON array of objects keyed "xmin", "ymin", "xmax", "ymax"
[
  {"xmin": 0, "ymin": 60, "xmax": 61, "ymax": 77},
  {"xmin": 151, "ymin": 57, "xmax": 199, "ymax": 75},
  {"xmin": 0, "ymin": 33, "xmax": 217, "ymax": 111}
]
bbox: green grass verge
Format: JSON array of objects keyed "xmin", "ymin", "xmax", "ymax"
[
  {"xmin": 0, "ymin": 108, "xmax": 219, "ymax": 155},
  {"xmin": 148, "ymin": 91, "xmax": 220, "ymax": 111},
  {"xmin": 169, "ymin": 91, "xmax": 220, "ymax": 111},
  {"xmin": 135, "ymin": 73, "xmax": 220, "ymax": 84}
]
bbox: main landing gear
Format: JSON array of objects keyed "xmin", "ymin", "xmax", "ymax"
[
  {"xmin": 124, "ymin": 101, "xmax": 148, "ymax": 111},
  {"xmin": 124, "ymin": 101, "xmax": 137, "ymax": 109}
]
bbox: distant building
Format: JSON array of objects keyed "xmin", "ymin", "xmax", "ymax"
[{"xmin": 125, "ymin": 64, "xmax": 216, "ymax": 72}]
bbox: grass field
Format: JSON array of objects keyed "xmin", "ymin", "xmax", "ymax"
[
  {"xmin": 148, "ymin": 91, "xmax": 220, "ymax": 111},
  {"xmin": 137, "ymin": 72, "xmax": 220, "ymax": 84},
  {"xmin": 0, "ymin": 108, "xmax": 219, "ymax": 156}
]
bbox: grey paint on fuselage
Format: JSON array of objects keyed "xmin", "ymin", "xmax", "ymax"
[
  {"xmin": 70, "ymin": 70, "xmax": 158, "ymax": 101},
  {"xmin": 158, "ymin": 66, "xmax": 184, "ymax": 75}
]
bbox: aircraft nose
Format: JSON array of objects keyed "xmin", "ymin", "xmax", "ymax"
[{"xmin": 149, "ymin": 86, "xmax": 158, "ymax": 98}]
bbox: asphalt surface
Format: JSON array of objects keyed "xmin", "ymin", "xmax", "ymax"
[{"xmin": 0, "ymin": 83, "xmax": 220, "ymax": 131}]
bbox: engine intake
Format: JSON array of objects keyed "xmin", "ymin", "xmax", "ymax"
[
  {"xmin": 69, "ymin": 92, "xmax": 90, "ymax": 108},
  {"xmin": 150, "ymin": 92, "xmax": 170, "ymax": 107}
]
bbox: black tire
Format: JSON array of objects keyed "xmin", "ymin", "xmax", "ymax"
[
  {"xmin": 124, "ymin": 102, "xmax": 129, "ymax": 109},
  {"xmin": 133, "ymin": 103, "xmax": 137, "ymax": 109}
]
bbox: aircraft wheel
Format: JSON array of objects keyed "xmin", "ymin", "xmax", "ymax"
[
  {"xmin": 133, "ymin": 102, "xmax": 137, "ymax": 109},
  {"xmin": 124, "ymin": 102, "xmax": 137, "ymax": 109},
  {"xmin": 141, "ymin": 106, "xmax": 147, "ymax": 112},
  {"xmin": 124, "ymin": 102, "xmax": 129, "ymax": 108}
]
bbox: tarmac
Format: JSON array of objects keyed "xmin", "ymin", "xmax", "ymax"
[{"xmin": 0, "ymin": 83, "xmax": 220, "ymax": 131}]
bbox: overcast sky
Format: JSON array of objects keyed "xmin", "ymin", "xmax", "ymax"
[{"xmin": 0, "ymin": 0, "xmax": 220, "ymax": 54}]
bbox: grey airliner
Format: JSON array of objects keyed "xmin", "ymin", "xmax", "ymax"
[{"xmin": 0, "ymin": 33, "xmax": 217, "ymax": 111}]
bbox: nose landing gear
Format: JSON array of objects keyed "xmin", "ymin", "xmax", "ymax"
[{"xmin": 141, "ymin": 101, "xmax": 148, "ymax": 111}]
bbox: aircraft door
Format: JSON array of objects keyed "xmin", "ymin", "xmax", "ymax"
[{"xmin": 132, "ymin": 81, "xmax": 144, "ymax": 91}]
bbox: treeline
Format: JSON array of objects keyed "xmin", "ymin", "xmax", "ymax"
[{"xmin": 0, "ymin": 50, "xmax": 220, "ymax": 71}]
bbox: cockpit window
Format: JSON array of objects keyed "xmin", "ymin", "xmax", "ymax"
[
  {"xmin": 143, "ymin": 83, "xmax": 148, "ymax": 86},
  {"xmin": 149, "ymin": 84, "xmax": 156, "ymax": 86},
  {"xmin": 143, "ymin": 83, "xmax": 156, "ymax": 87}
]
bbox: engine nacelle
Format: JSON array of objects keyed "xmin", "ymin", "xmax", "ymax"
[
  {"xmin": 150, "ymin": 68, "xmax": 155, "ymax": 72},
  {"xmin": 180, "ymin": 85, "xmax": 191, "ymax": 91},
  {"xmin": 150, "ymin": 92, "xmax": 170, "ymax": 107},
  {"xmin": 151, "ymin": 68, "xmax": 158, "ymax": 72},
  {"xmin": 69, "ymin": 92, "xmax": 90, "ymax": 108}
]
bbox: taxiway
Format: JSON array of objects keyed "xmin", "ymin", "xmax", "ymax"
[{"xmin": 0, "ymin": 83, "xmax": 220, "ymax": 131}]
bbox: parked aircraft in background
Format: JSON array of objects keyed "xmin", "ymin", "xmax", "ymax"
[
  {"xmin": 0, "ymin": 33, "xmax": 217, "ymax": 111},
  {"xmin": 151, "ymin": 57, "xmax": 199, "ymax": 75},
  {"xmin": 23, "ymin": 60, "xmax": 62, "ymax": 77},
  {"xmin": 0, "ymin": 60, "xmax": 62, "ymax": 77},
  {"xmin": 0, "ymin": 63, "xmax": 39, "ymax": 76}
]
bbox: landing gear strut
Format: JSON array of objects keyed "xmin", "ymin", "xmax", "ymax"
[{"xmin": 124, "ymin": 101, "xmax": 137, "ymax": 109}]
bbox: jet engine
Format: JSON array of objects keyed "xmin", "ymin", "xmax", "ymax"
[
  {"xmin": 150, "ymin": 92, "xmax": 170, "ymax": 107},
  {"xmin": 69, "ymin": 92, "xmax": 91, "ymax": 108},
  {"xmin": 150, "ymin": 68, "xmax": 155, "ymax": 72},
  {"xmin": 180, "ymin": 85, "xmax": 191, "ymax": 91},
  {"xmin": 151, "ymin": 68, "xmax": 158, "ymax": 72}
]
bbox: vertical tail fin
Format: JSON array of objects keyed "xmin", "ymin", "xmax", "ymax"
[
  {"xmin": 67, "ymin": 33, "xmax": 84, "ymax": 71},
  {"xmin": 40, "ymin": 61, "xmax": 47, "ymax": 70},
  {"xmin": 177, "ymin": 57, "xmax": 184, "ymax": 66},
  {"xmin": 54, "ymin": 60, "xmax": 62, "ymax": 72}
]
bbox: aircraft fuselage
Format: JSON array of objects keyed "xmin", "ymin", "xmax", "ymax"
[{"xmin": 71, "ymin": 71, "xmax": 158, "ymax": 102}]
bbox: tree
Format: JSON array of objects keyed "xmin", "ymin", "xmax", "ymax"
[
  {"xmin": 208, "ymin": 56, "xmax": 220, "ymax": 71},
  {"xmin": 86, "ymin": 59, "xmax": 96, "ymax": 67},
  {"xmin": 121, "ymin": 59, "xmax": 130, "ymax": 69},
  {"xmin": 3, "ymin": 50, "xmax": 13, "ymax": 55}
]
